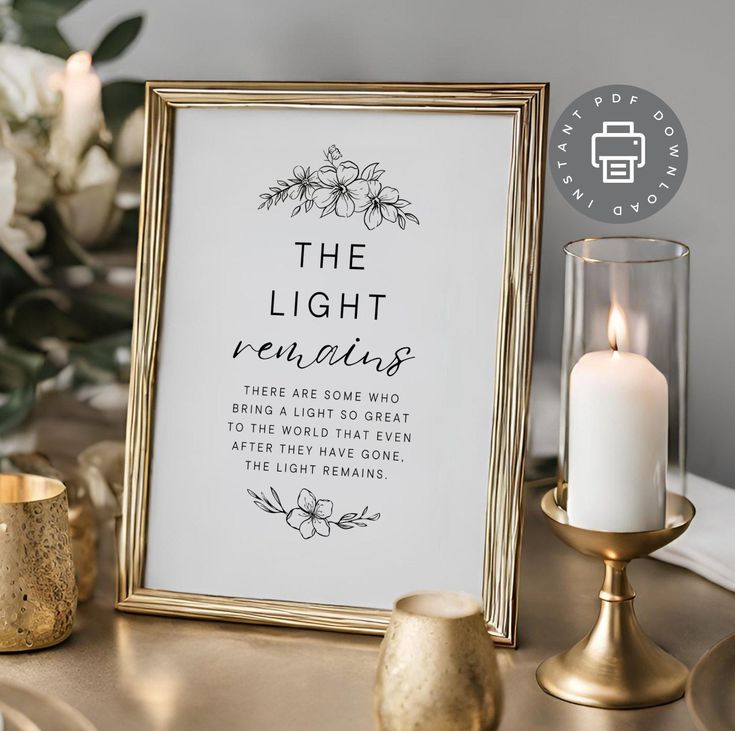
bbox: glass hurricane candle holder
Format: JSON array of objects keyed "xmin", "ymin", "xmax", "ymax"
[{"xmin": 557, "ymin": 237, "xmax": 689, "ymax": 531}]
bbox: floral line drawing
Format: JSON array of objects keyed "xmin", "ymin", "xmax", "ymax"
[
  {"xmin": 248, "ymin": 487, "xmax": 380, "ymax": 540},
  {"xmin": 257, "ymin": 144, "xmax": 420, "ymax": 231}
]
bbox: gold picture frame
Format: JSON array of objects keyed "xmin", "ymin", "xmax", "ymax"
[{"xmin": 117, "ymin": 81, "xmax": 548, "ymax": 646}]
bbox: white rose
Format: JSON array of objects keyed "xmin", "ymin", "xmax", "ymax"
[
  {"xmin": 113, "ymin": 106, "xmax": 144, "ymax": 210},
  {"xmin": 0, "ymin": 43, "xmax": 63, "ymax": 123},
  {"xmin": 0, "ymin": 147, "xmax": 14, "ymax": 225},
  {"xmin": 0, "ymin": 123, "xmax": 54, "ymax": 215},
  {"xmin": 0, "ymin": 144, "xmax": 49, "ymax": 284},
  {"xmin": 55, "ymin": 145, "xmax": 122, "ymax": 248},
  {"xmin": 114, "ymin": 106, "xmax": 144, "ymax": 169}
]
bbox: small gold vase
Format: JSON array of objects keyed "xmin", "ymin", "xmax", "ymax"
[
  {"xmin": 0, "ymin": 474, "xmax": 78, "ymax": 651},
  {"xmin": 374, "ymin": 591, "xmax": 503, "ymax": 731}
]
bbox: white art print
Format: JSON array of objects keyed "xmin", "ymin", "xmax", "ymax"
[{"xmin": 119, "ymin": 83, "xmax": 547, "ymax": 644}]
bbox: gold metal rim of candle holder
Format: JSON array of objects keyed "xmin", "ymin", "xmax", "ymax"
[{"xmin": 536, "ymin": 488, "xmax": 695, "ymax": 709}]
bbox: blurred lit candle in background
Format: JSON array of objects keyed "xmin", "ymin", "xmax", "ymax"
[
  {"xmin": 567, "ymin": 305, "xmax": 667, "ymax": 532},
  {"xmin": 54, "ymin": 51, "xmax": 102, "ymax": 158}
]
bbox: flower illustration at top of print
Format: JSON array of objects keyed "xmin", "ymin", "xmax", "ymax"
[
  {"xmin": 257, "ymin": 145, "xmax": 419, "ymax": 230},
  {"xmin": 312, "ymin": 161, "xmax": 369, "ymax": 218},
  {"xmin": 362, "ymin": 180, "xmax": 401, "ymax": 230},
  {"xmin": 289, "ymin": 166, "xmax": 318, "ymax": 201},
  {"xmin": 286, "ymin": 488, "xmax": 334, "ymax": 539}
]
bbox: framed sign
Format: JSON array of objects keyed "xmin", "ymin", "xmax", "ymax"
[{"xmin": 117, "ymin": 82, "xmax": 548, "ymax": 646}]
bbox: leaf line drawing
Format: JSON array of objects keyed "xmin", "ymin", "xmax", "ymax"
[
  {"xmin": 248, "ymin": 487, "xmax": 381, "ymax": 540},
  {"xmin": 257, "ymin": 144, "xmax": 419, "ymax": 231}
]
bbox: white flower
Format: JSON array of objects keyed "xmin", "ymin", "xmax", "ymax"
[
  {"xmin": 286, "ymin": 488, "xmax": 334, "ymax": 539},
  {"xmin": 0, "ymin": 123, "xmax": 54, "ymax": 215},
  {"xmin": 0, "ymin": 43, "xmax": 63, "ymax": 122},
  {"xmin": 361, "ymin": 180, "xmax": 400, "ymax": 230},
  {"xmin": 0, "ymin": 143, "xmax": 49, "ymax": 284},
  {"xmin": 313, "ymin": 161, "xmax": 369, "ymax": 218},
  {"xmin": 113, "ymin": 107, "xmax": 144, "ymax": 210},
  {"xmin": 0, "ymin": 147, "xmax": 16, "ymax": 229},
  {"xmin": 55, "ymin": 145, "xmax": 122, "ymax": 248},
  {"xmin": 114, "ymin": 106, "xmax": 144, "ymax": 169}
]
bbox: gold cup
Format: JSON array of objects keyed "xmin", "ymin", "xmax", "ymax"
[
  {"xmin": 0, "ymin": 474, "xmax": 78, "ymax": 651},
  {"xmin": 536, "ymin": 488, "xmax": 695, "ymax": 709},
  {"xmin": 374, "ymin": 591, "xmax": 503, "ymax": 731}
]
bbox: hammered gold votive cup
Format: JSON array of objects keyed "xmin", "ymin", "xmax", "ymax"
[
  {"xmin": 0, "ymin": 474, "xmax": 78, "ymax": 651},
  {"xmin": 374, "ymin": 591, "xmax": 503, "ymax": 731}
]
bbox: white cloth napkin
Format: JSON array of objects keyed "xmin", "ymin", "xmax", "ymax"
[{"xmin": 654, "ymin": 473, "xmax": 735, "ymax": 592}]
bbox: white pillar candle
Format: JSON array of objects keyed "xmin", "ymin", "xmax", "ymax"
[
  {"xmin": 567, "ymin": 306, "xmax": 667, "ymax": 532},
  {"xmin": 53, "ymin": 51, "xmax": 102, "ymax": 161}
]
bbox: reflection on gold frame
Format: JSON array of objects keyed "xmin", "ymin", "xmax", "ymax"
[{"xmin": 116, "ymin": 81, "xmax": 548, "ymax": 647}]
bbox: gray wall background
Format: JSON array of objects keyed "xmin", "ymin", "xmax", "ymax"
[{"xmin": 61, "ymin": 0, "xmax": 735, "ymax": 487}]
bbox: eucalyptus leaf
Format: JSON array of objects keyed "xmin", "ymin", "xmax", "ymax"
[
  {"xmin": 92, "ymin": 15, "xmax": 143, "ymax": 63},
  {"xmin": 0, "ymin": 379, "xmax": 35, "ymax": 436},
  {"xmin": 0, "ymin": 343, "xmax": 63, "ymax": 384},
  {"xmin": 36, "ymin": 351, "xmax": 65, "ymax": 382},
  {"xmin": 17, "ymin": 21, "xmax": 71, "ymax": 58},
  {"xmin": 5, "ymin": 288, "xmax": 88, "ymax": 345},
  {"xmin": 0, "ymin": 346, "xmax": 44, "ymax": 386},
  {"xmin": 0, "ymin": 349, "xmax": 40, "ymax": 436},
  {"xmin": 109, "ymin": 204, "xmax": 141, "ymax": 251},
  {"xmin": 101, "ymin": 80, "xmax": 145, "ymax": 136},
  {"xmin": 9, "ymin": 288, "xmax": 132, "ymax": 345},
  {"xmin": 69, "ymin": 331, "xmax": 130, "ymax": 373},
  {"xmin": 41, "ymin": 206, "xmax": 104, "ymax": 271},
  {"xmin": 12, "ymin": 0, "xmax": 91, "ymax": 62},
  {"xmin": 71, "ymin": 354, "xmax": 116, "ymax": 385},
  {"xmin": 70, "ymin": 330, "xmax": 130, "ymax": 386},
  {"xmin": 70, "ymin": 291, "xmax": 133, "ymax": 332},
  {"xmin": 0, "ymin": 249, "xmax": 39, "ymax": 316},
  {"xmin": 13, "ymin": 0, "xmax": 86, "ymax": 20}
]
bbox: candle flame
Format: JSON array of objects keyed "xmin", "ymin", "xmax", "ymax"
[
  {"xmin": 607, "ymin": 305, "xmax": 627, "ymax": 351},
  {"xmin": 66, "ymin": 50, "xmax": 93, "ymax": 76}
]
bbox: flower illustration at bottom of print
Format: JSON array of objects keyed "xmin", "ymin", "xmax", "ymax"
[
  {"xmin": 286, "ymin": 488, "xmax": 334, "ymax": 539},
  {"xmin": 361, "ymin": 180, "xmax": 400, "ymax": 230},
  {"xmin": 312, "ymin": 161, "xmax": 369, "ymax": 218}
]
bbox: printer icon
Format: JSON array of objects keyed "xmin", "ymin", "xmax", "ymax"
[{"xmin": 591, "ymin": 121, "xmax": 646, "ymax": 184}]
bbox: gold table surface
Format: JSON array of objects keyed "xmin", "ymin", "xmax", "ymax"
[{"xmin": 0, "ymin": 402, "xmax": 733, "ymax": 730}]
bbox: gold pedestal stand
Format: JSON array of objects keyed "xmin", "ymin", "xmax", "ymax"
[{"xmin": 536, "ymin": 489, "xmax": 695, "ymax": 709}]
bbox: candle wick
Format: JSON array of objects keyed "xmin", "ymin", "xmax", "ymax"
[{"xmin": 607, "ymin": 305, "xmax": 626, "ymax": 352}]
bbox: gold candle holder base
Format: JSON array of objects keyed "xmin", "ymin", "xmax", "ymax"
[{"xmin": 536, "ymin": 489, "xmax": 695, "ymax": 709}]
